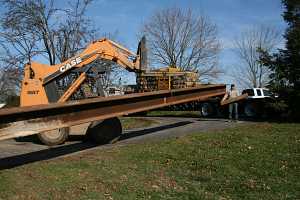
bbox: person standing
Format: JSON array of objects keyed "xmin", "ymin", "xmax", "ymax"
[{"xmin": 223, "ymin": 84, "xmax": 239, "ymax": 121}]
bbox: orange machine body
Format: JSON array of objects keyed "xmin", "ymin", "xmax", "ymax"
[
  {"xmin": 20, "ymin": 38, "xmax": 142, "ymax": 106},
  {"xmin": 20, "ymin": 37, "xmax": 198, "ymax": 107}
]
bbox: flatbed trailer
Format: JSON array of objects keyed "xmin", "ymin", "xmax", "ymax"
[{"xmin": 0, "ymin": 84, "xmax": 225, "ymax": 143}]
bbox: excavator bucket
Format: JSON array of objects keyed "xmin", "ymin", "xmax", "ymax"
[{"xmin": 137, "ymin": 36, "xmax": 148, "ymax": 71}]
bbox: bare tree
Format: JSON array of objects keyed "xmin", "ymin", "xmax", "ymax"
[
  {"xmin": 233, "ymin": 25, "xmax": 281, "ymax": 88},
  {"xmin": 0, "ymin": 0, "xmax": 97, "ymax": 65},
  {"xmin": 0, "ymin": 63, "xmax": 21, "ymax": 103},
  {"xmin": 141, "ymin": 7, "xmax": 221, "ymax": 81},
  {"xmin": 0, "ymin": 0, "xmax": 98, "ymax": 100},
  {"xmin": 0, "ymin": 42, "xmax": 26, "ymax": 99},
  {"xmin": 55, "ymin": 0, "xmax": 98, "ymax": 62}
]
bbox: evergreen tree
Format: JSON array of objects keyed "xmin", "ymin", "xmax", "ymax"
[
  {"xmin": 282, "ymin": 0, "xmax": 300, "ymax": 88},
  {"xmin": 260, "ymin": 0, "xmax": 300, "ymax": 120}
]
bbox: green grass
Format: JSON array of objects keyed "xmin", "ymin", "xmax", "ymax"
[
  {"xmin": 0, "ymin": 123, "xmax": 299, "ymax": 199},
  {"xmin": 147, "ymin": 110, "xmax": 200, "ymax": 118},
  {"xmin": 120, "ymin": 117, "xmax": 158, "ymax": 130}
]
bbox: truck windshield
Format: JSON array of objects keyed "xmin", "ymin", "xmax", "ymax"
[
  {"xmin": 256, "ymin": 89, "xmax": 262, "ymax": 96},
  {"xmin": 263, "ymin": 89, "xmax": 272, "ymax": 97},
  {"xmin": 242, "ymin": 89, "xmax": 254, "ymax": 96}
]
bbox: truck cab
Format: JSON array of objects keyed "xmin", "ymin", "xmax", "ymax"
[
  {"xmin": 241, "ymin": 88, "xmax": 276, "ymax": 117},
  {"xmin": 242, "ymin": 88, "xmax": 273, "ymax": 99},
  {"xmin": 200, "ymin": 88, "xmax": 277, "ymax": 118}
]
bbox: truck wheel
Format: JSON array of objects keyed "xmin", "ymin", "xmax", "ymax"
[
  {"xmin": 38, "ymin": 127, "xmax": 69, "ymax": 146},
  {"xmin": 244, "ymin": 102, "xmax": 256, "ymax": 117},
  {"xmin": 86, "ymin": 117, "xmax": 122, "ymax": 144},
  {"xmin": 200, "ymin": 102, "xmax": 215, "ymax": 117}
]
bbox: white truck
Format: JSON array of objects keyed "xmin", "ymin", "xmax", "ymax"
[
  {"xmin": 241, "ymin": 88, "xmax": 276, "ymax": 117},
  {"xmin": 200, "ymin": 88, "xmax": 276, "ymax": 118}
]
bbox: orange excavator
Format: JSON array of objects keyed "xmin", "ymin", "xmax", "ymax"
[
  {"xmin": 21, "ymin": 37, "xmax": 198, "ymax": 107},
  {"xmin": 20, "ymin": 37, "xmax": 198, "ymax": 145},
  {"xmin": 21, "ymin": 38, "xmax": 144, "ymax": 106}
]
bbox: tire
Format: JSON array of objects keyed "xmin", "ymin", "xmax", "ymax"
[
  {"xmin": 244, "ymin": 102, "xmax": 257, "ymax": 117},
  {"xmin": 200, "ymin": 102, "xmax": 215, "ymax": 117},
  {"xmin": 38, "ymin": 127, "xmax": 69, "ymax": 146},
  {"xmin": 86, "ymin": 117, "xmax": 122, "ymax": 144}
]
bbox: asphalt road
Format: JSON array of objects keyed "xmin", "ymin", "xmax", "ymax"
[{"xmin": 0, "ymin": 117, "xmax": 244, "ymax": 170}]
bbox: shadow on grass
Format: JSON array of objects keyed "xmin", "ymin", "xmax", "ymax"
[
  {"xmin": 0, "ymin": 142, "xmax": 98, "ymax": 170},
  {"xmin": 120, "ymin": 121, "xmax": 192, "ymax": 140},
  {"xmin": 0, "ymin": 121, "xmax": 192, "ymax": 170},
  {"xmin": 144, "ymin": 114, "xmax": 200, "ymax": 119},
  {"xmin": 14, "ymin": 134, "xmax": 89, "ymax": 145}
]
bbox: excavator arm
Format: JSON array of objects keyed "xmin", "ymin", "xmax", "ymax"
[
  {"xmin": 21, "ymin": 37, "xmax": 147, "ymax": 106},
  {"xmin": 43, "ymin": 38, "xmax": 143, "ymax": 84}
]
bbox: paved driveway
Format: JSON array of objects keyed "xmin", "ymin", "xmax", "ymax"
[{"xmin": 0, "ymin": 117, "xmax": 243, "ymax": 169}]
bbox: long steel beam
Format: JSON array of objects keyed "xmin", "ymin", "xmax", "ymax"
[{"xmin": 0, "ymin": 84, "xmax": 225, "ymax": 141}]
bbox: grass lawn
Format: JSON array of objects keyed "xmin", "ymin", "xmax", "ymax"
[
  {"xmin": 120, "ymin": 117, "xmax": 158, "ymax": 130},
  {"xmin": 147, "ymin": 110, "xmax": 200, "ymax": 118},
  {"xmin": 0, "ymin": 123, "xmax": 299, "ymax": 199}
]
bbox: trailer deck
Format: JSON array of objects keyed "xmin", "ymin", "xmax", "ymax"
[{"xmin": 0, "ymin": 84, "xmax": 225, "ymax": 141}]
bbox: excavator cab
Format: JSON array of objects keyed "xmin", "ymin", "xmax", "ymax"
[
  {"xmin": 20, "ymin": 37, "xmax": 149, "ymax": 107},
  {"xmin": 20, "ymin": 36, "xmax": 197, "ymax": 107}
]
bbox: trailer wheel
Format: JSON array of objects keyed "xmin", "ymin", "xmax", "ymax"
[
  {"xmin": 86, "ymin": 117, "xmax": 122, "ymax": 144},
  {"xmin": 200, "ymin": 102, "xmax": 215, "ymax": 117},
  {"xmin": 244, "ymin": 102, "xmax": 257, "ymax": 117},
  {"xmin": 38, "ymin": 127, "xmax": 69, "ymax": 146}
]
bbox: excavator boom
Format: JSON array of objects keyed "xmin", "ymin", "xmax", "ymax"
[
  {"xmin": 21, "ymin": 38, "xmax": 146, "ymax": 106},
  {"xmin": 20, "ymin": 36, "xmax": 197, "ymax": 108}
]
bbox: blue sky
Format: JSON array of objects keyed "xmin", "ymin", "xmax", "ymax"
[
  {"xmin": 84, "ymin": 0, "xmax": 286, "ymax": 86},
  {"xmin": 89, "ymin": 0, "xmax": 285, "ymax": 47},
  {"xmin": 0, "ymin": 0, "xmax": 286, "ymax": 87}
]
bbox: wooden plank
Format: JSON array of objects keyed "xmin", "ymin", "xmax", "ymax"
[{"xmin": 220, "ymin": 94, "xmax": 248, "ymax": 106}]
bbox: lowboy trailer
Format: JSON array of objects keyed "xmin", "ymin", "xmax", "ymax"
[{"xmin": 0, "ymin": 84, "xmax": 226, "ymax": 145}]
